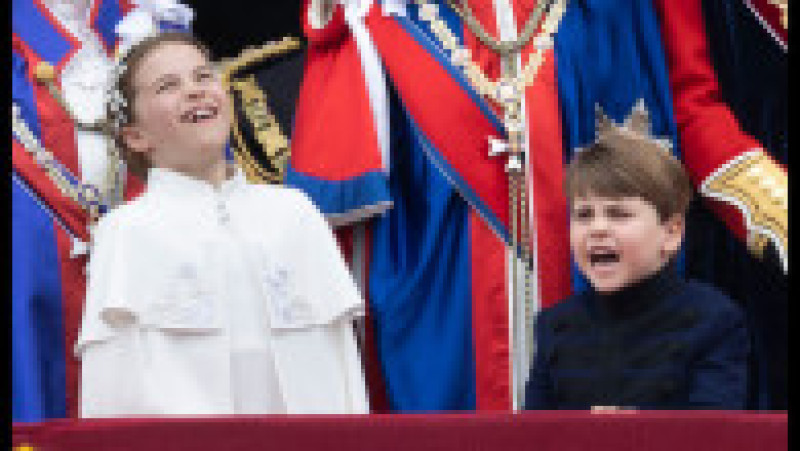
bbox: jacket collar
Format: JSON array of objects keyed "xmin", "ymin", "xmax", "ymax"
[{"xmin": 590, "ymin": 261, "xmax": 684, "ymax": 320}]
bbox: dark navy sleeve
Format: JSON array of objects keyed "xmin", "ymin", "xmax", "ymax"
[
  {"xmin": 687, "ymin": 302, "xmax": 749, "ymax": 409},
  {"xmin": 524, "ymin": 312, "xmax": 556, "ymax": 410}
]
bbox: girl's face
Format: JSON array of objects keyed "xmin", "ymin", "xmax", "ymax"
[{"xmin": 122, "ymin": 42, "xmax": 232, "ymax": 178}]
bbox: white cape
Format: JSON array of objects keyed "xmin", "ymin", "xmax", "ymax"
[{"xmin": 77, "ymin": 168, "xmax": 369, "ymax": 416}]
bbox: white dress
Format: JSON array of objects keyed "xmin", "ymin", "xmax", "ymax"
[{"xmin": 76, "ymin": 167, "xmax": 369, "ymax": 416}]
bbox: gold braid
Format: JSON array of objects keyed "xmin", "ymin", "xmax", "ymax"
[{"xmin": 445, "ymin": 0, "xmax": 554, "ymax": 55}]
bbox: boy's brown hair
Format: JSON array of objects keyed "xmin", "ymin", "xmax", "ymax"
[
  {"xmin": 564, "ymin": 109, "xmax": 693, "ymax": 222},
  {"xmin": 107, "ymin": 32, "xmax": 215, "ymax": 179}
]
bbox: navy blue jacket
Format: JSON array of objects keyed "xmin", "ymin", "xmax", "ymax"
[{"xmin": 524, "ymin": 264, "xmax": 749, "ymax": 410}]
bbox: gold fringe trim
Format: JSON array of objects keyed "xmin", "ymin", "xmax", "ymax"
[
  {"xmin": 222, "ymin": 37, "xmax": 300, "ymax": 185},
  {"xmin": 228, "ymin": 76, "xmax": 290, "ymax": 184}
]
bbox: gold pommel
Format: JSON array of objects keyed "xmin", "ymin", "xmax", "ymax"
[{"xmin": 34, "ymin": 61, "xmax": 56, "ymax": 84}]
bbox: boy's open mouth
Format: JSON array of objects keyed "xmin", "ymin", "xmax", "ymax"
[{"xmin": 589, "ymin": 248, "xmax": 620, "ymax": 267}]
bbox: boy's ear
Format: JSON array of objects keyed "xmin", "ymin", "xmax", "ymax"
[
  {"xmin": 120, "ymin": 124, "xmax": 151, "ymax": 156},
  {"xmin": 662, "ymin": 214, "xmax": 685, "ymax": 257}
]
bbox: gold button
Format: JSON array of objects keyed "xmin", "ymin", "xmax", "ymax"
[{"xmin": 34, "ymin": 61, "xmax": 56, "ymax": 84}]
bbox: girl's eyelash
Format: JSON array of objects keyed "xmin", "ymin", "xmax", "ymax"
[
  {"xmin": 154, "ymin": 71, "xmax": 215, "ymax": 93},
  {"xmin": 157, "ymin": 80, "xmax": 177, "ymax": 92}
]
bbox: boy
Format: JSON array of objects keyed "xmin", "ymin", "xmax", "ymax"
[
  {"xmin": 523, "ymin": 105, "xmax": 749, "ymax": 410},
  {"xmin": 76, "ymin": 32, "xmax": 368, "ymax": 416}
]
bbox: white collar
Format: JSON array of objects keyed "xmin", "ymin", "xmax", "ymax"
[{"xmin": 146, "ymin": 165, "xmax": 247, "ymax": 199}]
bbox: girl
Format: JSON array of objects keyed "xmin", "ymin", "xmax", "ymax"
[{"xmin": 76, "ymin": 32, "xmax": 369, "ymax": 416}]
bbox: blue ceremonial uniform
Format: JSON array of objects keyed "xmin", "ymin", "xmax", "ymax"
[{"xmin": 524, "ymin": 264, "xmax": 749, "ymax": 410}]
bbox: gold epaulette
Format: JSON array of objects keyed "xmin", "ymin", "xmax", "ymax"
[
  {"xmin": 700, "ymin": 149, "xmax": 788, "ymax": 273},
  {"xmin": 222, "ymin": 37, "xmax": 302, "ymax": 185}
]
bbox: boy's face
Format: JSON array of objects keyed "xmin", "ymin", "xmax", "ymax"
[
  {"xmin": 122, "ymin": 42, "xmax": 232, "ymax": 175},
  {"xmin": 569, "ymin": 194, "xmax": 684, "ymax": 294}
]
